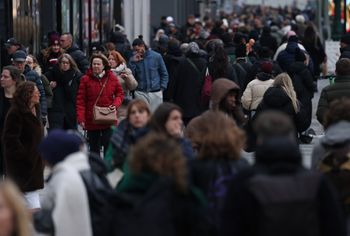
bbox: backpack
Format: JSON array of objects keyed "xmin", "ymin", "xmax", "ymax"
[
  {"xmin": 207, "ymin": 161, "xmax": 245, "ymax": 228},
  {"xmin": 112, "ymin": 178, "xmax": 179, "ymax": 236},
  {"xmin": 79, "ymin": 153, "xmax": 115, "ymax": 236},
  {"xmin": 319, "ymin": 142, "xmax": 350, "ymax": 214},
  {"xmin": 248, "ymin": 171, "xmax": 322, "ymax": 236},
  {"xmin": 201, "ymin": 68, "xmax": 213, "ymax": 108}
]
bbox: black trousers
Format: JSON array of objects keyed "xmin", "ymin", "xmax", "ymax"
[{"xmin": 87, "ymin": 128, "xmax": 112, "ymax": 157}]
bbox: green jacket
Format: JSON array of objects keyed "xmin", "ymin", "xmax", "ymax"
[{"xmin": 316, "ymin": 76, "xmax": 350, "ymax": 125}]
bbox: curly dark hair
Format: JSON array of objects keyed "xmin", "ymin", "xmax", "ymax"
[
  {"xmin": 323, "ymin": 98, "xmax": 350, "ymax": 129},
  {"xmin": 12, "ymin": 81, "xmax": 37, "ymax": 112},
  {"xmin": 129, "ymin": 132, "xmax": 187, "ymax": 192}
]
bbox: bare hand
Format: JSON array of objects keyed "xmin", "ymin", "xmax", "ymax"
[{"xmin": 50, "ymin": 81, "xmax": 57, "ymax": 89}]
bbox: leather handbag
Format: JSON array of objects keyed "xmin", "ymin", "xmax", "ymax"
[{"xmin": 93, "ymin": 77, "xmax": 117, "ymax": 125}]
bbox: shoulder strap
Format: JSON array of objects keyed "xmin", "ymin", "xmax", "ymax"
[
  {"xmin": 94, "ymin": 77, "xmax": 109, "ymax": 106},
  {"xmin": 186, "ymin": 58, "xmax": 201, "ymax": 75}
]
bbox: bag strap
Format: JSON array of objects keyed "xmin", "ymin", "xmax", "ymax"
[
  {"xmin": 94, "ymin": 76, "xmax": 109, "ymax": 106},
  {"xmin": 186, "ymin": 58, "xmax": 201, "ymax": 75}
]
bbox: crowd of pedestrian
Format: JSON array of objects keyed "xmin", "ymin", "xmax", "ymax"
[{"xmin": 0, "ymin": 4, "xmax": 350, "ymax": 236}]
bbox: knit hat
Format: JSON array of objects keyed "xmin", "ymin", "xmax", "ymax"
[
  {"xmin": 260, "ymin": 61, "xmax": 273, "ymax": 74},
  {"xmin": 39, "ymin": 129, "xmax": 82, "ymax": 166},
  {"xmin": 341, "ymin": 33, "xmax": 350, "ymax": 45},
  {"xmin": 158, "ymin": 35, "xmax": 169, "ymax": 48},
  {"xmin": 49, "ymin": 33, "xmax": 60, "ymax": 46}
]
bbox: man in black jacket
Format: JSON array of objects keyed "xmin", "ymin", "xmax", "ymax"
[
  {"xmin": 60, "ymin": 33, "xmax": 89, "ymax": 73},
  {"xmin": 221, "ymin": 111, "xmax": 346, "ymax": 236}
]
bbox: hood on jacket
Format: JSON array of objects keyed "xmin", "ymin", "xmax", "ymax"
[
  {"xmin": 255, "ymin": 137, "xmax": 302, "ymax": 166},
  {"xmin": 211, "ymin": 78, "xmax": 240, "ymax": 110},
  {"xmin": 256, "ymin": 72, "xmax": 273, "ymax": 81},
  {"xmin": 285, "ymin": 41, "xmax": 299, "ymax": 54},
  {"xmin": 288, "ymin": 61, "xmax": 307, "ymax": 74},
  {"xmin": 321, "ymin": 121, "xmax": 350, "ymax": 147},
  {"xmin": 263, "ymin": 86, "xmax": 290, "ymax": 108}
]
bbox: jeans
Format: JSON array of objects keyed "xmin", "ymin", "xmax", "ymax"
[{"xmin": 87, "ymin": 128, "xmax": 112, "ymax": 157}]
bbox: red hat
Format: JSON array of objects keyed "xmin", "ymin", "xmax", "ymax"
[
  {"xmin": 49, "ymin": 33, "xmax": 60, "ymax": 46},
  {"xmin": 260, "ymin": 61, "xmax": 273, "ymax": 74}
]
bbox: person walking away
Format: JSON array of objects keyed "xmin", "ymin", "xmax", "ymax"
[
  {"xmin": 173, "ymin": 42, "xmax": 206, "ymax": 125},
  {"xmin": 76, "ymin": 53, "xmax": 124, "ymax": 156},
  {"xmin": 317, "ymin": 58, "xmax": 350, "ymax": 125},
  {"xmin": 186, "ymin": 111, "xmax": 248, "ymax": 234},
  {"xmin": 3, "ymin": 81, "xmax": 44, "ymax": 210},
  {"xmin": 128, "ymin": 35, "xmax": 169, "ymax": 112},
  {"xmin": 221, "ymin": 111, "xmax": 346, "ymax": 236},
  {"xmin": 35, "ymin": 129, "xmax": 93, "ymax": 236}
]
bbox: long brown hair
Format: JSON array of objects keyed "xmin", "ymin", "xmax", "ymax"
[
  {"xmin": 12, "ymin": 81, "xmax": 38, "ymax": 112},
  {"xmin": 0, "ymin": 180, "xmax": 32, "ymax": 236},
  {"xmin": 58, "ymin": 53, "xmax": 80, "ymax": 72},
  {"xmin": 186, "ymin": 111, "xmax": 245, "ymax": 160},
  {"xmin": 129, "ymin": 132, "xmax": 188, "ymax": 192}
]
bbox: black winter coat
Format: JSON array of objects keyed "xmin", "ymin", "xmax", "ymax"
[
  {"xmin": 173, "ymin": 54, "xmax": 207, "ymax": 120},
  {"xmin": 221, "ymin": 138, "xmax": 346, "ymax": 236},
  {"xmin": 256, "ymin": 86, "xmax": 306, "ymax": 132},
  {"xmin": 3, "ymin": 107, "xmax": 44, "ymax": 192},
  {"xmin": 288, "ymin": 62, "xmax": 315, "ymax": 131},
  {"xmin": 163, "ymin": 53, "xmax": 184, "ymax": 102},
  {"xmin": 340, "ymin": 46, "xmax": 350, "ymax": 60},
  {"xmin": 66, "ymin": 43, "xmax": 89, "ymax": 73},
  {"xmin": 259, "ymin": 33, "xmax": 278, "ymax": 54},
  {"xmin": 45, "ymin": 66, "xmax": 82, "ymax": 130}
]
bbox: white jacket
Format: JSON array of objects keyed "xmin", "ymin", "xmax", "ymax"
[
  {"xmin": 37, "ymin": 152, "xmax": 93, "ymax": 236},
  {"xmin": 241, "ymin": 78, "xmax": 274, "ymax": 110}
]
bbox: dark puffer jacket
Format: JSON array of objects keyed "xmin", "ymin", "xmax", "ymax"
[
  {"xmin": 316, "ymin": 76, "xmax": 350, "ymax": 125},
  {"xmin": 277, "ymin": 41, "xmax": 300, "ymax": 71},
  {"xmin": 66, "ymin": 43, "xmax": 90, "ymax": 73},
  {"xmin": 256, "ymin": 86, "xmax": 305, "ymax": 132},
  {"xmin": 288, "ymin": 62, "xmax": 315, "ymax": 131},
  {"xmin": 76, "ymin": 69, "xmax": 124, "ymax": 130},
  {"xmin": 23, "ymin": 66, "xmax": 47, "ymax": 116}
]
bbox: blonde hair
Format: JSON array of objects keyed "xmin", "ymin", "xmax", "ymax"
[
  {"xmin": 0, "ymin": 180, "xmax": 31, "ymax": 236},
  {"xmin": 273, "ymin": 73, "xmax": 299, "ymax": 113}
]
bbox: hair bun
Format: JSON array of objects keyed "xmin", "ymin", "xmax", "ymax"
[{"xmin": 138, "ymin": 35, "xmax": 143, "ymax": 40}]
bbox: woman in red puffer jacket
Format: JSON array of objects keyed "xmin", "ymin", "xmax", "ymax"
[{"xmin": 77, "ymin": 53, "xmax": 124, "ymax": 156}]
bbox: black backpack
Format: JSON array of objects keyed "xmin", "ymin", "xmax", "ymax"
[
  {"xmin": 207, "ymin": 160, "xmax": 246, "ymax": 228},
  {"xmin": 112, "ymin": 177, "xmax": 209, "ymax": 236},
  {"xmin": 248, "ymin": 171, "xmax": 322, "ymax": 236},
  {"xmin": 79, "ymin": 153, "xmax": 115, "ymax": 236},
  {"xmin": 319, "ymin": 142, "xmax": 350, "ymax": 214}
]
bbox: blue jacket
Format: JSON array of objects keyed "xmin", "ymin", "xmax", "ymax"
[
  {"xmin": 128, "ymin": 49, "xmax": 169, "ymax": 92},
  {"xmin": 24, "ymin": 66, "xmax": 47, "ymax": 116}
]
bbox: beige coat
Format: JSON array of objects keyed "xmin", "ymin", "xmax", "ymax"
[{"xmin": 241, "ymin": 78, "xmax": 274, "ymax": 110}]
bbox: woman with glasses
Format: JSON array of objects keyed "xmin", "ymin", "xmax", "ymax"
[{"xmin": 45, "ymin": 53, "xmax": 82, "ymax": 130}]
